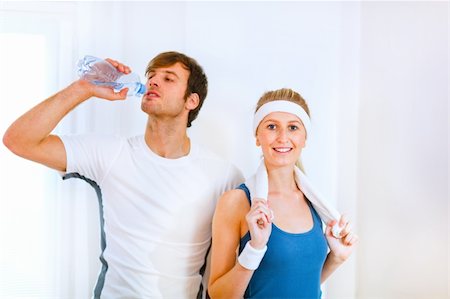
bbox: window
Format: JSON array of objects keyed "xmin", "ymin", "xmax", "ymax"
[{"xmin": 0, "ymin": 4, "xmax": 75, "ymax": 297}]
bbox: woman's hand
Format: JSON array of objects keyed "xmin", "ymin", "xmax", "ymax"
[
  {"xmin": 246, "ymin": 198, "xmax": 273, "ymax": 249},
  {"xmin": 325, "ymin": 215, "xmax": 358, "ymax": 263}
]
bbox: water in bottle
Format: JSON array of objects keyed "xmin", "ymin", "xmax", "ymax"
[{"xmin": 76, "ymin": 55, "xmax": 146, "ymax": 97}]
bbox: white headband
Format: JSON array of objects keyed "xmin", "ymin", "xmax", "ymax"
[{"xmin": 253, "ymin": 100, "xmax": 311, "ymax": 136}]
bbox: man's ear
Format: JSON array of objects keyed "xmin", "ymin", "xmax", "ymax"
[{"xmin": 186, "ymin": 93, "xmax": 200, "ymax": 111}]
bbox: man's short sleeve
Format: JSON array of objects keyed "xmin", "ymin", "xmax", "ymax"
[{"xmin": 60, "ymin": 134, "xmax": 124, "ymax": 183}]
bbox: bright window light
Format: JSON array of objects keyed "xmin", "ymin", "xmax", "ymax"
[{"xmin": 0, "ymin": 33, "xmax": 57, "ymax": 297}]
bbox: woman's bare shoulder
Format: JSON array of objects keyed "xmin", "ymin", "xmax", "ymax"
[{"xmin": 217, "ymin": 188, "xmax": 250, "ymax": 210}]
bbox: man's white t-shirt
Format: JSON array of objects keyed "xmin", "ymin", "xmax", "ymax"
[{"xmin": 60, "ymin": 134, "xmax": 244, "ymax": 298}]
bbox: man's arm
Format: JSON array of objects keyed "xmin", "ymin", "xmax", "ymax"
[{"xmin": 3, "ymin": 62, "xmax": 130, "ymax": 172}]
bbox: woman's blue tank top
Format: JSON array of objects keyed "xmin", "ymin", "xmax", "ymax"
[{"xmin": 238, "ymin": 183, "xmax": 328, "ymax": 299}]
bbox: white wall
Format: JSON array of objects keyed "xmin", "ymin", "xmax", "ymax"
[
  {"xmin": 1, "ymin": 1, "xmax": 448, "ymax": 298},
  {"xmin": 357, "ymin": 2, "xmax": 448, "ymax": 298}
]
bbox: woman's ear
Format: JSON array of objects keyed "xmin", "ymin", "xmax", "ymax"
[
  {"xmin": 186, "ymin": 93, "xmax": 200, "ymax": 111},
  {"xmin": 255, "ymin": 136, "xmax": 261, "ymax": 147},
  {"xmin": 301, "ymin": 133, "xmax": 308, "ymax": 149},
  {"xmin": 299, "ymin": 138, "xmax": 306, "ymax": 149}
]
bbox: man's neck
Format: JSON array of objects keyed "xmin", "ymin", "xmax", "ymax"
[{"xmin": 144, "ymin": 118, "xmax": 190, "ymax": 159}]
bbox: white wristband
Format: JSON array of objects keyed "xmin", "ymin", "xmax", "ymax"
[{"xmin": 238, "ymin": 242, "xmax": 267, "ymax": 270}]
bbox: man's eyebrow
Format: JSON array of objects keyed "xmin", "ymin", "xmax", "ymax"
[
  {"xmin": 163, "ymin": 70, "xmax": 180, "ymax": 78},
  {"xmin": 148, "ymin": 70, "xmax": 180, "ymax": 79}
]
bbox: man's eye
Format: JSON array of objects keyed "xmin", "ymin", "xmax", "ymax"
[{"xmin": 165, "ymin": 77, "xmax": 174, "ymax": 82}]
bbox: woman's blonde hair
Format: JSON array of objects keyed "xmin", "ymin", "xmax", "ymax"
[
  {"xmin": 255, "ymin": 88, "xmax": 310, "ymax": 172},
  {"xmin": 255, "ymin": 88, "xmax": 310, "ymax": 116}
]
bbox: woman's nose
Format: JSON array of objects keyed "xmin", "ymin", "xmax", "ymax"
[{"xmin": 277, "ymin": 129, "xmax": 289, "ymax": 143}]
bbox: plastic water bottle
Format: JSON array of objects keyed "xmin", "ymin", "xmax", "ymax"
[{"xmin": 76, "ymin": 55, "xmax": 146, "ymax": 97}]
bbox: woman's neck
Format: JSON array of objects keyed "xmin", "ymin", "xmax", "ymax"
[{"xmin": 266, "ymin": 165, "xmax": 299, "ymax": 197}]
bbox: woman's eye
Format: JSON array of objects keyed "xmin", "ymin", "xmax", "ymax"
[
  {"xmin": 165, "ymin": 77, "xmax": 174, "ymax": 82},
  {"xmin": 289, "ymin": 125, "xmax": 298, "ymax": 131},
  {"xmin": 267, "ymin": 124, "xmax": 276, "ymax": 130}
]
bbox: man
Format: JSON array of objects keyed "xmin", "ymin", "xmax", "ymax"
[{"xmin": 3, "ymin": 52, "xmax": 243, "ymax": 298}]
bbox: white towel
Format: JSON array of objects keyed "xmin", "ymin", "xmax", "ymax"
[{"xmin": 245, "ymin": 159, "xmax": 342, "ymax": 238}]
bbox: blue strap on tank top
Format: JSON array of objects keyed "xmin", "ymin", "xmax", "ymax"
[{"xmin": 237, "ymin": 183, "xmax": 328, "ymax": 299}]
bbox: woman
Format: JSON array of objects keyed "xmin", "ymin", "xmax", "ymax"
[{"xmin": 208, "ymin": 88, "xmax": 358, "ymax": 298}]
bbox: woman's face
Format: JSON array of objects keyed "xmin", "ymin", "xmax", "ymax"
[{"xmin": 256, "ymin": 111, "xmax": 306, "ymax": 168}]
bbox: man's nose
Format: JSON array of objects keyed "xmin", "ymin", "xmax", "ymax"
[{"xmin": 148, "ymin": 77, "xmax": 159, "ymax": 88}]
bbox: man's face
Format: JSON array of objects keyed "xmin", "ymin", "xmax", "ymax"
[{"xmin": 141, "ymin": 62, "xmax": 190, "ymax": 119}]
